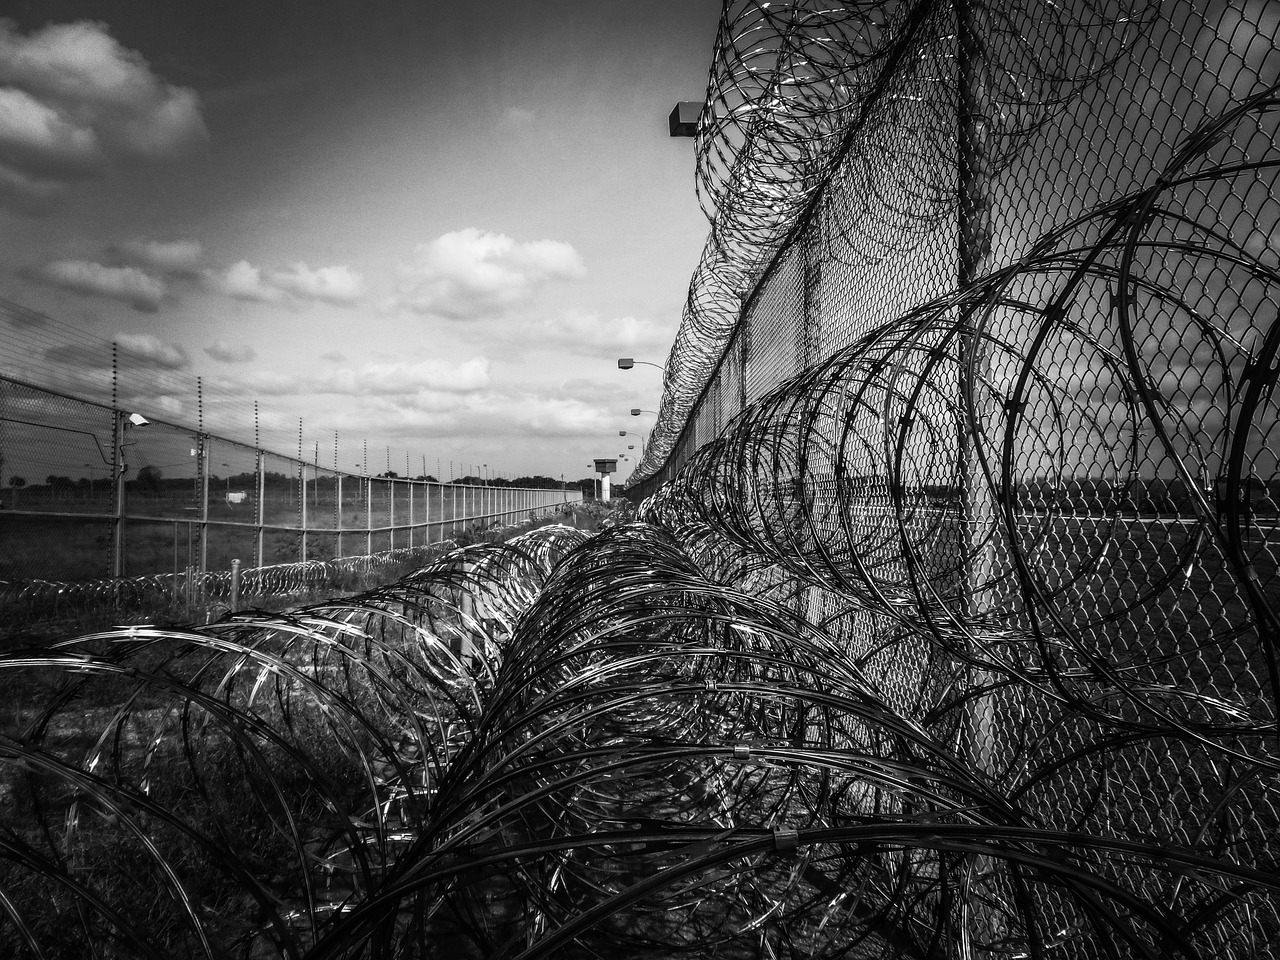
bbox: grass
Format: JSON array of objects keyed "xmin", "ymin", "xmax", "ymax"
[{"xmin": 0, "ymin": 502, "xmax": 616, "ymax": 651}]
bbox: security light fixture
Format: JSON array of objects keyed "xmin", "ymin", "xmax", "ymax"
[
  {"xmin": 127, "ymin": 412, "xmax": 150, "ymax": 427},
  {"xmin": 668, "ymin": 101, "xmax": 701, "ymax": 137},
  {"xmin": 618, "ymin": 358, "xmax": 634, "ymax": 369}
]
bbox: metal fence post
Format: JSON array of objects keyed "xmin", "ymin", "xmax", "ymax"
[
  {"xmin": 230, "ymin": 558, "xmax": 240, "ymax": 612},
  {"xmin": 255, "ymin": 448, "xmax": 265, "ymax": 568},
  {"xmin": 111, "ymin": 409, "xmax": 124, "ymax": 578},
  {"xmin": 365, "ymin": 476, "xmax": 372, "ymax": 556},
  {"xmin": 198, "ymin": 434, "xmax": 209, "ymax": 579},
  {"xmin": 300, "ymin": 459, "xmax": 308, "ymax": 562}
]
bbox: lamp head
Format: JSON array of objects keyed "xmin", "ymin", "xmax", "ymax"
[
  {"xmin": 127, "ymin": 412, "xmax": 149, "ymax": 427},
  {"xmin": 630, "ymin": 408, "xmax": 641, "ymax": 416},
  {"xmin": 617, "ymin": 358, "xmax": 634, "ymax": 370}
]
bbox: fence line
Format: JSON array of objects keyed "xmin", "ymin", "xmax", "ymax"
[
  {"xmin": 0, "ymin": 373, "xmax": 580, "ymax": 583},
  {"xmin": 615, "ymin": 1, "xmax": 1280, "ymax": 955}
]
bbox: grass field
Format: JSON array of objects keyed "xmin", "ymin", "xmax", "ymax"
[{"xmin": 0, "ymin": 486, "xmax": 578, "ymax": 581}]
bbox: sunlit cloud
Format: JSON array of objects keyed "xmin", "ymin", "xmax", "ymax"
[
  {"xmin": 203, "ymin": 260, "xmax": 364, "ymax": 306},
  {"xmin": 204, "ymin": 340, "xmax": 256, "ymax": 363},
  {"xmin": 45, "ymin": 331, "xmax": 189, "ymax": 371},
  {"xmin": 27, "ymin": 259, "xmax": 165, "ymax": 311},
  {"xmin": 268, "ymin": 262, "xmax": 364, "ymax": 305},
  {"xmin": 0, "ymin": 20, "xmax": 207, "ymax": 214},
  {"xmin": 394, "ymin": 228, "xmax": 585, "ymax": 320}
]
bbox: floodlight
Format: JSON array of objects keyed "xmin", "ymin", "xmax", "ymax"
[{"xmin": 127, "ymin": 412, "xmax": 150, "ymax": 427}]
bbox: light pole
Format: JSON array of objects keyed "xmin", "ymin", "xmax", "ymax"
[{"xmin": 617, "ymin": 358, "xmax": 663, "ymax": 371}]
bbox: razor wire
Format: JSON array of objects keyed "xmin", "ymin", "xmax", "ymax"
[
  {"xmin": 8, "ymin": 514, "xmax": 1279, "ymax": 958},
  {"xmin": 3, "ymin": 2, "xmax": 1280, "ymax": 957},
  {"xmin": 639, "ymin": 0, "xmax": 1156, "ymax": 482},
  {"xmin": 0, "ymin": 545, "xmax": 453, "ymax": 630},
  {"xmin": 0, "ymin": 523, "xmax": 591, "ymax": 959}
]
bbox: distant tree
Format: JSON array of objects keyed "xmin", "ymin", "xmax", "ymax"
[
  {"xmin": 9, "ymin": 476, "xmax": 24, "ymax": 489},
  {"xmin": 136, "ymin": 465, "xmax": 162, "ymax": 493}
]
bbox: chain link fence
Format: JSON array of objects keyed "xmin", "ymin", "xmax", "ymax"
[
  {"xmin": 0, "ymin": 375, "xmax": 581, "ymax": 586},
  {"xmin": 625, "ymin": 0, "xmax": 1280, "ymax": 955}
]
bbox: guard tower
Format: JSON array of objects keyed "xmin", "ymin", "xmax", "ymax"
[{"xmin": 593, "ymin": 458, "xmax": 618, "ymax": 502}]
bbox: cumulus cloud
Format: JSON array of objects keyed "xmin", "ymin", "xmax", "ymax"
[
  {"xmin": 111, "ymin": 238, "xmax": 204, "ymax": 275},
  {"xmin": 45, "ymin": 332, "xmax": 188, "ymax": 371},
  {"xmin": 268, "ymin": 262, "xmax": 363, "ymax": 305},
  {"xmin": 395, "ymin": 228, "xmax": 585, "ymax": 320},
  {"xmin": 203, "ymin": 260, "xmax": 363, "ymax": 306},
  {"xmin": 116, "ymin": 332, "xmax": 189, "ymax": 369},
  {"xmin": 203, "ymin": 260, "xmax": 281, "ymax": 302},
  {"xmin": 0, "ymin": 19, "xmax": 208, "ymax": 213},
  {"xmin": 28, "ymin": 259, "xmax": 165, "ymax": 311},
  {"xmin": 204, "ymin": 340, "xmax": 256, "ymax": 363}
]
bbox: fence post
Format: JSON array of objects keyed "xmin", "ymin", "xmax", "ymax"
[
  {"xmin": 408, "ymin": 477, "xmax": 415, "ymax": 548},
  {"xmin": 111, "ymin": 409, "xmax": 125, "ymax": 578},
  {"xmin": 956, "ymin": 0, "xmax": 996, "ymax": 776},
  {"xmin": 230, "ymin": 558, "xmax": 240, "ymax": 613},
  {"xmin": 365, "ymin": 476, "xmax": 372, "ymax": 556},
  {"xmin": 336, "ymin": 471, "xmax": 344, "ymax": 558},
  {"xmin": 389, "ymin": 476, "xmax": 396, "ymax": 551},
  {"xmin": 198, "ymin": 434, "xmax": 209, "ymax": 580},
  {"xmin": 300, "ymin": 460, "xmax": 308, "ymax": 562},
  {"xmin": 255, "ymin": 448, "xmax": 265, "ymax": 568}
]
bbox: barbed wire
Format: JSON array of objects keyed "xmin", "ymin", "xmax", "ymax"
[{"xmin": 637, "ymin": 0, "xmax": 1155, "ymax": 484}]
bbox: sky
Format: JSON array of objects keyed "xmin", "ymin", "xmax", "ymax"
[{"xmin": 0, "ymin": 1, "xmax": 720, "ymax": 483}]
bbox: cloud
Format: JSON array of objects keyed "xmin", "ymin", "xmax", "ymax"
[
  {"xmin": 231, "ymin": 356, "xmax": 490, "ymax": 397},
  {"xmin": 111, "ymin": 238, "xmax": 204, "ymax": 274},
  {"xmin": 268, "ymin": 262, "xmax": 363, "ymax": 305},
  {"xmin": 395, "ymin": 228, "xmax": 585, "ymax": 320},
  {"xmin": 45, "ymin": 331, "xmax": 188, "ymax": 371},
  {"xmin": 320, "ymin": 350, "xmax": 347, "ymax": 362},
  {"xmin": 203, "ymin": 260, "xmax": 281, "ymax": 302},
  {"xmin": 116, "ymin": 332, "xmax": 189, "ymax": 369},
  {"xmin": 0, "ymin": 87, "xmax": 102, "ymax": 178},
  {"xmin": 0, "ymin": 162, "xmax": 64, "ymax": 214},
  {"xmin": 535, "ymin": 312, "xmax": 674, "ymax": 357},
  {"xmin": 28, "ymin": 259, "xmax": 165, "ymax": 311},
  {"xmin": 0, "ymin": 19, "xmax": 207, "ymax": 213},
  {"xmin": 204, "ymin": 340, "xmax": 256, "ymax": 363},
  {"xmin": 203, "ymin": 259, "xmax": 363, "ymax": 306},
  {"xmin": 504, "ymin": 106, "xmax": 536, "ymax": 125}
]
